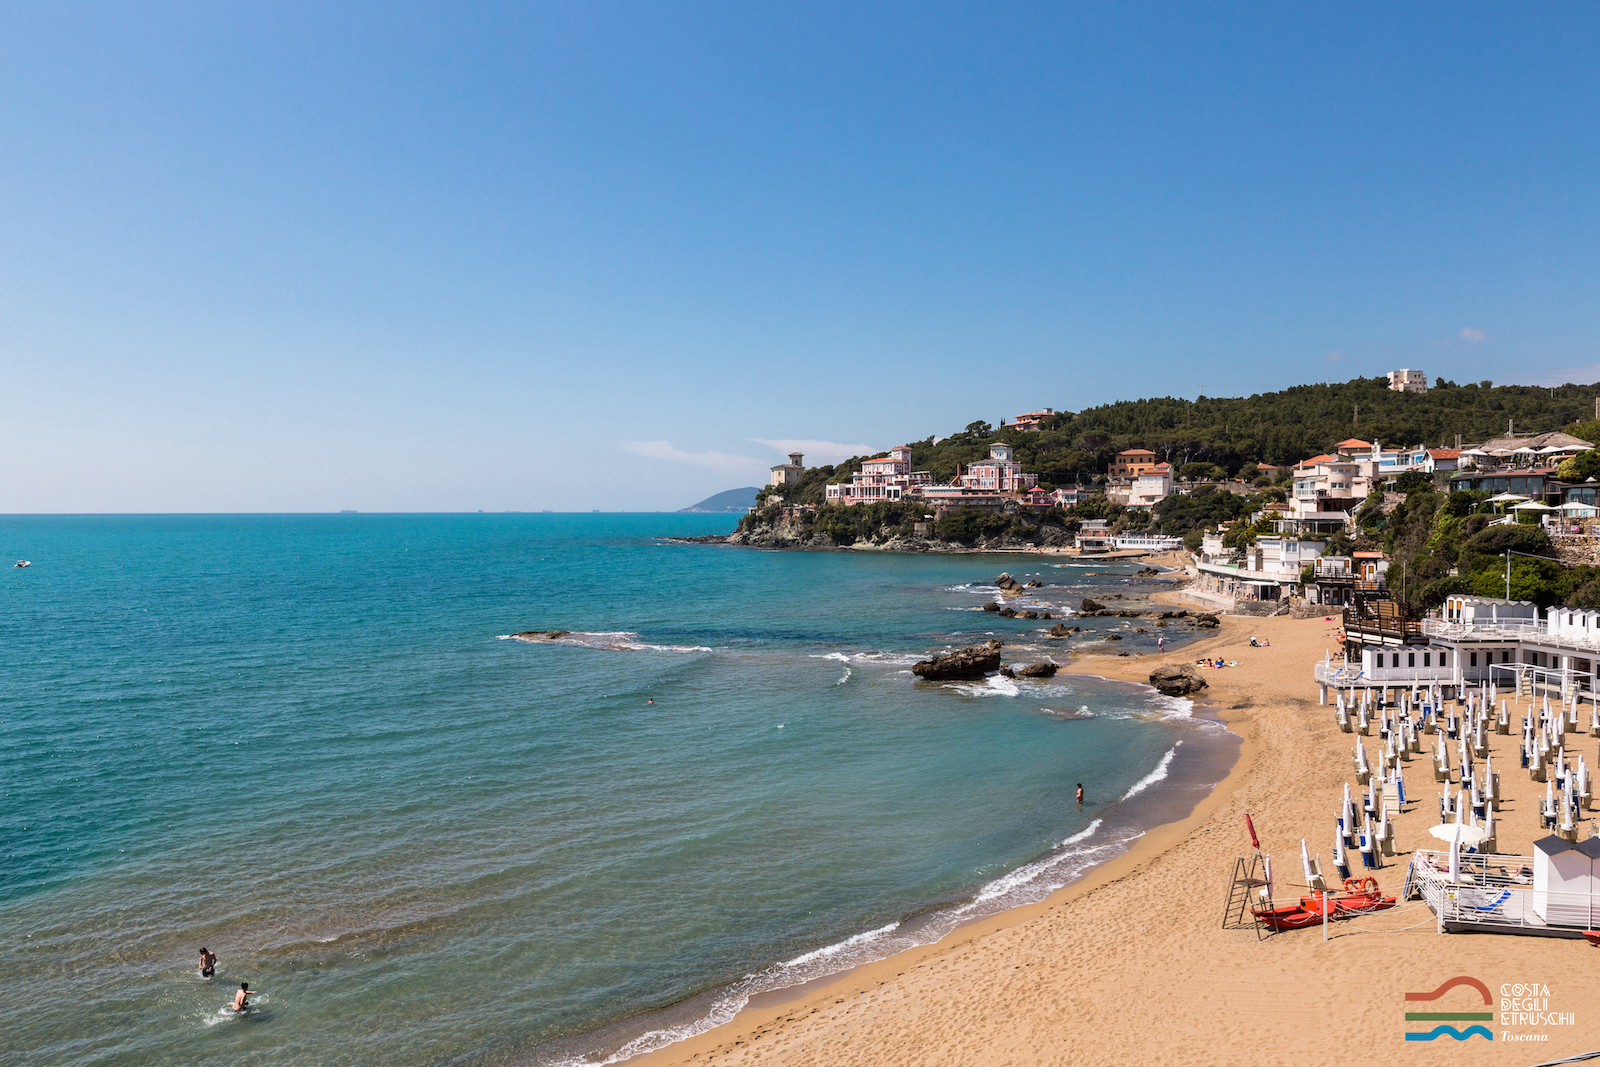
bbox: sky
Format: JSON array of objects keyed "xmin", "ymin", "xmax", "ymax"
[{"xmin": 3, "ymin": 3, "xmax": 1600, "ymax": 512}]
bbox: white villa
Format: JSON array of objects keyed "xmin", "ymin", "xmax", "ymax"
[{"xmin": 769, "ymin": 451, "xmax": 806, "ymax": 487}]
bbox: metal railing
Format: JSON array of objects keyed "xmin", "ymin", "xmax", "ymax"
[
  {"xmin": 1412, "ymin": 849, "xmax": 1600, "ymax": 934},
  {"xmin": 1424, "ymin": 618, "xmax": 1600, "ymax": 655}
]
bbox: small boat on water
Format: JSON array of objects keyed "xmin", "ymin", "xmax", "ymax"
[
  {"xmin": 14, "ymin": 560, "xmax": 29, "ymax": 568},
  {"xmin": 1252, "ymin": 877, "xmax": 1397, "ymax": 930}
]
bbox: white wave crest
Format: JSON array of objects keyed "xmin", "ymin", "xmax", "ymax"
[
  {"xmin": 499, "ymin": 632, "xmax": 713, "ymax": 653},
  {"xmin": 1062, "ymin": 818, "xmax": 1103, "ymax": 846},
  {"xmin": 945, "ymin": 675, "xmax": 1020, "ymax": 698},
  {"xmin": 1120, "ymin": 743, "xmax": 1181, "ymax": 801},
  {"xmin": 780, "ymin": 922, "xmax": 901, "ymax": 968},
  {"xmin": 964, "ymin": 827, "xmax": 1143, "ymax": 907}
]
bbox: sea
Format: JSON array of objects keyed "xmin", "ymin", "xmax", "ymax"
[{"xmin": 0, "ymin": 514, "xmax": 1236, "ymax": 1066}]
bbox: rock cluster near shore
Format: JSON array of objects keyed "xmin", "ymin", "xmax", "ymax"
[
  {"xmin": 1148, "ymin": 662, "xmax": 1208, "ymax": 696},
  {"xmin": 510, "ymin": 630, "xmax": 571, "ymax": 641},
  {"xmin": 912, "ymin": 640, "xmax": 1004, "ymax": 680}
]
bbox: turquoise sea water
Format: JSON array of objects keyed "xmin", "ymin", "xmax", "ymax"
[{"xmin": 1, "ymin": 515, "xmax": 1232, "ymax": 1066}]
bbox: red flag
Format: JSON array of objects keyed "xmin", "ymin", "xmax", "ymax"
[{"xmin": 1245, "ymin": 813, "xmax": 1260, "ymax": 851}]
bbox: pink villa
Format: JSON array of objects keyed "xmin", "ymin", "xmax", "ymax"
[
  {"xmin": 957, "ymin": 443, "xmax": 1037, "ymax": 494},
  {"xmin": 826, "ymin": 442, "xmax": 1038, "ymax": 507},
  {"xmin": 825, "ymin": 446, "xmax": 934, "ymax": 505}
]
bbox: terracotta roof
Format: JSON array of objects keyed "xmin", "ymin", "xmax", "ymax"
[
  {"xmin": 1336, "ymin": 439, "xmax": 1372, "ymax": 448},
  {"xmin": 1296, "ymin": 454, "xmax": 1338, "ymax": 467},
  {"xmin": 1429, "ymin": 449, "xmax": 1462, "ymax": 458},
  {"xmin": 1116, "ymin": 449, "xmax": 1158, "ymax": 457}
]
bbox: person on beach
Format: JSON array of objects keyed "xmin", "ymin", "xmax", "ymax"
[
  {"xmin": 198, "ymin": 947, "xmax": 216, "ymax": 979},
  {"xmin": 232, "ymin": 982, "xmax": 259, "ymax": 1013},
  {"xmin": 1075, "ymin": 783, "xmax": 1084, "ymax": 805}
]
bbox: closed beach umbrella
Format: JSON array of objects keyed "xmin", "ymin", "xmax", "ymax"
[{"xmin": 1449, "ymin": 823, "xmax": 1462, "ymax": 882}]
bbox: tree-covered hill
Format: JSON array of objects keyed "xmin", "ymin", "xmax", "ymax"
[{"xmin": 761, "ymin": 376, "xmax": 1600, "ymax": 504}]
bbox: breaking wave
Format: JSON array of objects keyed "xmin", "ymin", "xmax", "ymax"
[
  {"xmin": 499, "ymin": 632, "xmax": 714, "ymax": 653},
  {"xmin": 1120, "ymin": 743, "xmax": 1181, "ymax": 801}
]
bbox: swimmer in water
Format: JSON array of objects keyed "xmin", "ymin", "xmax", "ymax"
[
  {"xmin": 647, "ymin": 699, "xmax": 654, "ymax": 704},
  {"xmin": 232, "ymin": 982, "xmax": 259, "ymax": 1012},
  {"xmin": 198, "ymin": 947, "xmax": 217, "ymax": 979},
  {"xmin": 1075, "ymin": 783, "xmax": 1084, "ymax": 805}
]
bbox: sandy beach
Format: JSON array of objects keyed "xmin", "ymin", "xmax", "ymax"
[{"xmin": 639, "ymin": 603, "xmax": 1600, "ymax": 1067}]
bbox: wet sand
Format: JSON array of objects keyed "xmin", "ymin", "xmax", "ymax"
[{"xmin": 638, "ymin": 604, "xmax": 1600, "ymax": 1066}]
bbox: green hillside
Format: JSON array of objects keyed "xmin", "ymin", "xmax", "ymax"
[{"xmin": 762, "ymin": 376, "xmax": 1600, "ymax": 505}]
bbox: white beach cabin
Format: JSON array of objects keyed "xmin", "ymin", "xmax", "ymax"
[{"xmin": 1532, "ymin": 835, "xmax": 1600, "ymax": 927}]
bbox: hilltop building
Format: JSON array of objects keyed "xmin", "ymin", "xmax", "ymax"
[
  {"xmin": 769, "ymin": 452, "xmax": 806, "ymax": 487},
  {"xmin": 1011, "ymin": 408, "xmax": 1056, "ymax": 431},
  {"xmin": 1111, "ymin": 449, "xmax": 1160, "ymax": 478},
  {"xmin": 1388, "ymin": 369, "xmax": 1428, "ymax": 393}
]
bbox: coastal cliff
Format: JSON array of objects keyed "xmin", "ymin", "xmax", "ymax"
[{"xmin": 728, "ymin": 503, "xmax": 1076, "ymax": 552}]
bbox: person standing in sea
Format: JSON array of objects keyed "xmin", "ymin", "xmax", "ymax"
[
  {"xmin": 198, "ymin": 948, "xmax": 217, "ymax": 979},
  {"xmin": 232, "ymin": 982, "xmax": 259, "ymax": 1012},
  {"xmin": 1075, "ymin": 783, "xmax": 1084, "ymax": 805}
]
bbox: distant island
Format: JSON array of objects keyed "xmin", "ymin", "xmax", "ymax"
[{"xmin": 680, "ymin": 487, "xmax": 759, "ymax": 513}]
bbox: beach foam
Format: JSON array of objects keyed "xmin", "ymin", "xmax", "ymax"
[{"xmin": 945, "ymin": 675, "xmax": 1021, "ymax": 698}]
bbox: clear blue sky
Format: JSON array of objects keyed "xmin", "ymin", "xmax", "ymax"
[{"xmin": 3, "ymin": 3, "xmax": 1599, "ymax": 511}]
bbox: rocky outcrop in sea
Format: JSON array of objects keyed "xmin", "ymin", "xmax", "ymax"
[{"xmin": 911, "ymin": 640, "xmax": 1004, "ymax": 680}]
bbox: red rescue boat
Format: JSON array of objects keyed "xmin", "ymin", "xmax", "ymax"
[{"xmin": 1253, "ymin": 877, "xmax": 1396, "ymax": 930}]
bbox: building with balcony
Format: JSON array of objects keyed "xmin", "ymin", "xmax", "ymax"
[
  {"xmin": 1127, "ymin": 463, "xmax": 1175, "ymax": 508},
  {"xmin": 824, "ymin": 446, "xmax": 934, "ymax": 505},
  {"xmin": 1192, "ymin": 535, "xmax": 1325, "ymax": 602},
  {"xmin": 958, "ymin": 442, "xmax": 1038, "ymax": 495},
  {"xmin": 1287, "ymin": 453, "xmax": 1377, "ymax": 534},
  {"xmin": 1076, "ymin": 519, "xmax": 1113, "ymax": 552},
  {"xmin": 1315, "ymin": 596, "xmax": 1600, "ymax": 703},
  {"xmin": 1306, "ymin": 552, "xmax": 1388, "ymax": 607}
]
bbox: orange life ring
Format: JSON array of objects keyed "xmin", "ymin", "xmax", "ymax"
[{"xmin": 1343, "ymin": 875, "xmax": 1378, "ymax": 895}]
